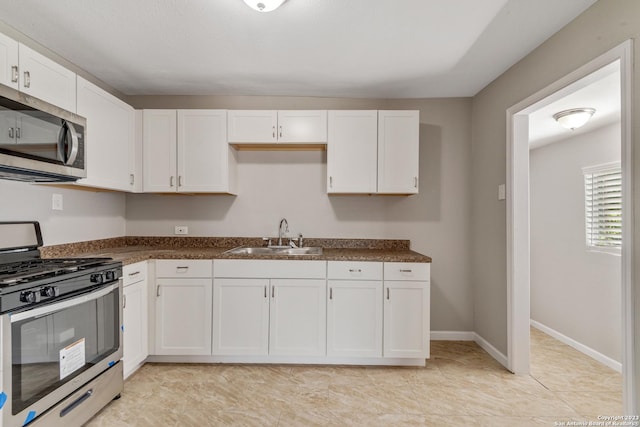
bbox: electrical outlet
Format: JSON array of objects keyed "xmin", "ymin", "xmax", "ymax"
[
  {"xmin": 52, "ymin": 194, "xmax": 63, "ymax": 211},
  {"xmin": 174, "ymin": 226, "xmax": 188, "ymax": 235}
]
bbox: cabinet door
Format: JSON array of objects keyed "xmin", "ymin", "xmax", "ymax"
[
  {"xmin": 327, "ymin": 110, "xmax": 377, "ymax": 193},
  {"xmin": 212, "ymin": 278, "xmax": 269, "ymax": 356},
  {"xmin": 123, "ymin": 279, "xmax": 148, "ymax": 378},
  {"xmin": 177, "ymin": 110, "xmax": 234, "ymax": 193},
  {"xmin": 277, "ymin": 110, "xmax": 327, "ymax": 143},
  {"xmin": 227, "ymin": 110, "xmax": 277, "ymax": 143},
  {"xmin": 269, "ymin": 279, "xmax": 326, "ymax": 356},
  {"xmin": 155, "ymin": 278, "xmax": 212, "ymax": 355},
  {"xmin": 77, "ymin": 76, "xmax": 135, "ymax": 191},
  {"xmin": 19, "ymin": 44, "xmax": 76, "ymax": 112},
  {"xmin": 377, "ymin": 110, "xmax": 419, "ymax": 194},
  {"xmin": 143, "ymin": 110, "xmax": 177, "ymax": 192},
  {"xmin": 383, "ymin": 281, "xmax": 430, "ymax": 358},
  {"xmin": 0, "ymin": 32, "xmax": 19, "ymax": 90},
  {"xmin": 327, "ymin": 280, "xmax": 382, "ymax": 358}
]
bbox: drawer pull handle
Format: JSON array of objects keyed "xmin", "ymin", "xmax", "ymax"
[
  {"xmin": 264, "ymin": 286, "xmax": 267, "ymax": 298},
  {"xmin": 349, "ymin": 269, "xmax": 362, "ymax": 273},
  {"xmin": 128, "ymin": 271, "xmax": 140, "ymax": 277},
  {"xmin": 399, "ymin": 269, "xmax": 413, "ymax": 273},
  {"xmin": 272, "ymin": 286, "xmax": 275, "ymax": 298},
  {"xmin": 176, "ymin": 266, "xmax": 189, "ymax": 270},
  {"xmin": 386, "ymin": 288, "xmax": 390, "ymax": 300},
  {"xmin": 329, "ymin": 288, "xmax": 333, "ymax": 300}
]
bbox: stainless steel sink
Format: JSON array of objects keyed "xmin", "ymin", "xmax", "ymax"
[{"xmin": 223, "ymin": 246, "xmax": 323, "ymax": 256}]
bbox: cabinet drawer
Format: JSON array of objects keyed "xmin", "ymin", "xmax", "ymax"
[
  {"xmin": 384, "ymin": 262, "xmax": 430, "ymax": 281},
  {"xmin": 214, "ymin": 260, "xmax": 326, "ymax": 279},
  {"xmin": 327, "ymin": 261, "xmax": 382, "ymax": 280},
  {"xmin": 156, "ymin": 260, "xmax": 212, "ymax": 278},
  {"xmin": 123, "ymin": 261, "xmax": 147, "ymax": 287}
]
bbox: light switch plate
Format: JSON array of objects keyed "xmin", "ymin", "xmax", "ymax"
[
  {"xmin": 52, "ymin": 193, "xmax": 63, "ymax": 210},
  {"xmin": 498, "ymin": 184, "xmax": 506, "ymax": 201},
  {"xmin": 174, "ymin": 226, "xmax": 188, "ymax": 235}
]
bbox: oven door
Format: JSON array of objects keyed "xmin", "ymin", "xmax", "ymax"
[{"xmin": 1, "ymin": 281, "xmax": 122, "ymax": 427}]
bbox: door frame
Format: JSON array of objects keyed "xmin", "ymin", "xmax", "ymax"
[{"xmin": 505, "ymin": 40, "xmax": 635, "ymax": 412}]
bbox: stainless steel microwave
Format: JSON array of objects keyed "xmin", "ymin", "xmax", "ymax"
[{"xmin": 0, "ymin": 83, "xmax": 86, "ymax": 182}]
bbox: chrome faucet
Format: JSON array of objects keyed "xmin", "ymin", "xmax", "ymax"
[{"xmin": 277, "ymin": 218, "xmax": 289, "ymax": 247}]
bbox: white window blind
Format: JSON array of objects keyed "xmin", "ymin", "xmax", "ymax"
[{"xmin": 583, "ymin": 162, "xmax": 622, "ymax": 250}]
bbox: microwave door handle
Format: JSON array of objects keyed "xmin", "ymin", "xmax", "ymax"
[{"xmin": 58, "ymin": 121, "xmax": 79, "ymax": 166}]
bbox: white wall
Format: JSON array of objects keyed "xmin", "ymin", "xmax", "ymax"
[
  {"xmin": 0, "ymin": 180, "xmax": 126, "ymax": 245},
  {"xmin": 530, "ymin": 123, "xmax": 621, "ymax": 362},
  {"xmin": 125, "ymin": 96, "xmax": 473, "ymax": 332}
]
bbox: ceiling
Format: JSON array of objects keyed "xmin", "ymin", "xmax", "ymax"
[
  {"xmin": 0, "ymin": 0, "xmax": 597, "ymax": 98},
  {"xmin": 529, "ymin": 61, "xmax": 621, "ymax": 149}
]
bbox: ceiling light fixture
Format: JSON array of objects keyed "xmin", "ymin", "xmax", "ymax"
[
  {"xmin": 552, "ymin": 108, "xmax": 596, "ymax": 130},
  {"xmin": 242, "ymin": 0, "xmax": 287, "ymax": 12}
]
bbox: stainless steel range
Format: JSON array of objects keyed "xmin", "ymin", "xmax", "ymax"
[{"xmin": 0, "ymin": 222, "xmax": 123, "ymax": 427}]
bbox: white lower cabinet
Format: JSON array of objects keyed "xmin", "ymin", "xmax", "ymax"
[
  {"xmin": 383, "ymin": 262, "xmax": 431, "ymax": 358},
  {"xmin": 327, "ymin": 261, "xmax": 383, "ymax": 358},
  {"xmin": 212, "ymin": 278, "xmax": 269, "ymax": 355},
  {"xmin": 122, "ymin": 262, "xmax": 148, "ymax": 378},
  {"xmin": 154, "ymin": 260, "xmax": 213, "ymax": 356}
]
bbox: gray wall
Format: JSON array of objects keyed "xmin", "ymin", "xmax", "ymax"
[
  {"xmin": 470, "ymin": 0, "xmax": 640, "ymax": 370},
  {"xmin": 126, "ymin": 96, "xmax": 473, "ymax": 333},
  {"xmin": 530, "ymin": 123, "xmax": 621, "ymax": 362}
]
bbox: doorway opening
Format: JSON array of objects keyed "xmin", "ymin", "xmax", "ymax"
[{"xmin": 506, "ymin": 41, "xmax": 634, "ymax": 412}]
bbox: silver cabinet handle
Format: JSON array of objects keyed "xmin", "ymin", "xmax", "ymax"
[
  {"xmin": 130, "ymin": 174, "xmax": 135, "ymax": 185},
  {"xmin": 23, "ymin": 71, "xmax": 30, "ymax": 88},
  {"xmin": 156, "ymin": 285, "xmax": 161, "ymax": 297},
  {"xmin": 272, "ymin": 286, "xmax": 275, "ymax": 298},
  {"xmin": 329, "ymin": 288, "xmax": 333, "ymax": 300},
  {"xmin": 279, "ymin": 125, "xmax": 283, "ymax": 138},
  {"xmin": 329, "ymin": 176, "xmax": 333, "ymax": 188},
  {"xmin": 8, "ymin": 128, "xmax": 14, "ymax": 139},
  {"xmin": 128, "ymin": 271, "xmax": 140, "ymax": 277},
  {"xmin": 11, "ymin": 65, "xmax": 18, "ymax": 83},
  {"xmin": 386, "ymin": 288, "xmax": 390, "ymax": 300},
  {"xmin": 399, "ymin": 269, "xmax": 413, "ymax": 273},
  {"xmin": 170, "ymin": 176, "xmax": 175, "ymax": 187},
  {"xmin": 264, "ymin": 285, "xmax": 267, "ymax": 298},
  {"xmin": 123, "ymin": 294, "xmax": 127, "ymax": 309},
  {"xmin": 15, "ymin": 128, "xmax": 20, "ymax": 139},
  {"xmin": 272, "ymin": 126, "xmax": 276, "ymax": 138},
  {"xmin": 176, "ymin": 266, "xmax": 189, "ymax": 271},
  {"xmin": 178, "ymin": 176, "xmax": 183, "ymax": 187},
  {"xmin": 414, "ymin": 177, "xmax": 418, "ymax": 188},
  {"xmin": 349, "ymin": 268, "xmax": 362, "ymax": 273}
]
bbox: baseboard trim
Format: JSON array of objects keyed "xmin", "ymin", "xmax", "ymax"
[
  {"xmin": 430, "ymin": 331, "xmax": 475, "ymax": 341},
  {"xmin": 530, "ymin": 320, "xmax": 622, "ymax": 373},
  {"xmin": 473, "ymin": 332, "xmax": 509, "ymax": 369}
]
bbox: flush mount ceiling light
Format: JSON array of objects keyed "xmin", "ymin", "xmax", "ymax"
[
  {"xmin": 242, "ymin": 0, "xmax": 287, "ymax": 12},
  {"xmin": 552, "ymin": 108, "xmax": 596, "ymax": 130}
]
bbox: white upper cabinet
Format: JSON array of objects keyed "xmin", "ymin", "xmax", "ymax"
[
  {"xmin": 177, "ymin": 110, "xmax": 236, "ymax": 193},
  {"xmin": 377, "ymin": 110, "xmax": 420, "ymax": 194},
  {"xmin": 327, "ymin": 110, "xmax": 378, "ymax": 194},
  {"xmin": 18, "ymin": 44, "xmax": 76, "ymax": 112},
  {"xmin": 142, "ymin": 109, "xmax": 236, "ymax": 194},
  {"xmin": 0, "ymin": 32, "xmax": 19, "ymax": 90},
  {"xmin": 76, "ymin": 76, "xmax": 136, "ymax": 191},
  {"xmin": 227, "ymin": 110, "xmax": 327, "ymax": 144}
]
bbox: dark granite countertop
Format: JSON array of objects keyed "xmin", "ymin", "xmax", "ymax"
[{"xmin": 41, "ymin": 237, "xmax": 432, "ymax": 265}]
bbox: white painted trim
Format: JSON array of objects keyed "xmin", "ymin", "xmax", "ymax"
[
  {"xmin": 506, "ymin": 40, "xmax": 635, "ymax": 413},
  {"xmin": 530, "ymin": 320, "xmax": 622, "ymax": 373},
  {"xmin": 430, "ymin": 331, "xmax": 475, "ymax": 341},
  {"xmin": 473, "ymin": 332, "xmax": 508, "ymax": 368}
]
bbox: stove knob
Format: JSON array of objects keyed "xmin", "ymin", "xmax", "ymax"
[
  {"xmin": 20, "ymin": 291, "xmax": 41, "ymax": 304},
  {"xmin": 91, "ymin": 273, "xmax": 104, "ymax": 284},
  {"xmin": 41, "ymin": 286, "xmax": 60, "ymax": 297},
  {"xmin": 105, "ymin": 270, "xmax": 116, "ymax": 281}
]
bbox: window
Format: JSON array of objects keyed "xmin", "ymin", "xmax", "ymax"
[{"xmin": 583, "ymin": 162, "xmax": 622, "ymax": 251}]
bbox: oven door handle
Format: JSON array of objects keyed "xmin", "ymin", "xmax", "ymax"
[{"xmin": 10, "ymin": 282, "xmax": 119, "ymax": 323}]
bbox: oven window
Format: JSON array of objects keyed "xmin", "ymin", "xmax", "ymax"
[{"xmin": 11, "ymin": 287, "xmax": 119, "ymax": 415}]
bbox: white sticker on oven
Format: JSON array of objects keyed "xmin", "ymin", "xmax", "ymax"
[{"xmin": 59, "ymin": 338, "xmax": 86, "ymax": 380}]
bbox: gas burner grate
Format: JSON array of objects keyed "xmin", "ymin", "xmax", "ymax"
[{"xmin": 0, "ymin": 258, "xmax": 111, "ymax": 286}]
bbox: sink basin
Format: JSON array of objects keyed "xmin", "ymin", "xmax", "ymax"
[{"xmin": 223, "ymin": 246, "xmax": 323, "ymax": 256}]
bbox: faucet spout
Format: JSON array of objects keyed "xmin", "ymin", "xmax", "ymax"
[{"xmin": 278, "ymin": 218, "xmax": 289, "ymax": 247}]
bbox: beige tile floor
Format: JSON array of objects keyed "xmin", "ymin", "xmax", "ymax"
[{"xmin": 85, "ymin": 328, "xmax": 623, "ymax": 426}]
